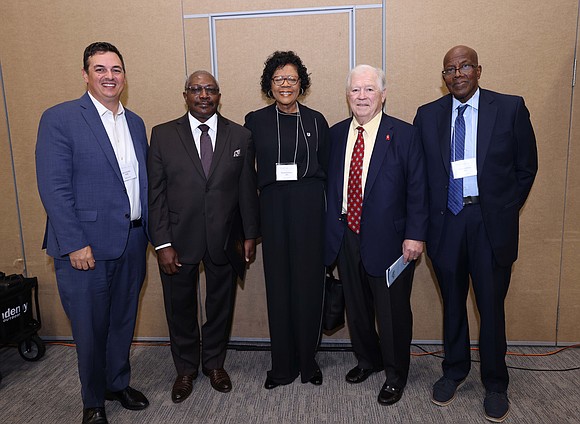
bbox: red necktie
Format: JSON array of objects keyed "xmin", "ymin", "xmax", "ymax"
[{"xmin": 347, "ymin": 126, "xmax": 365, "ymax": 234}]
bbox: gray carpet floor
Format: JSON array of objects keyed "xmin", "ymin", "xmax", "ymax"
[{"xmin": 0, "ymin": 343, "xmax": 579, "ymax": 423}]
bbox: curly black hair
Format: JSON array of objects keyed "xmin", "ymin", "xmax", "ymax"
[{"xmin": 260, "ymin": 51, "xmax": 311, "ymax": 98}]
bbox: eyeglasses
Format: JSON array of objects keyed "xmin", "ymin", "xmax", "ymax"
[
  {"xmin": 442, "ymin": 64, "xmax": 478, "ymax": 77},
  {"xmin": 186, "ymin": 85, "xmax": 220, "ymax": 95},
  {"xmin": 271, "ymin": 76, "xmax": 300, "ymax": 86}
]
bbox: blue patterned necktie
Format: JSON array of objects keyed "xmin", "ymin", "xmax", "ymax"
[
  {"xmin": 198, "ymin": 124, "xmax": 213, "ymax": 177},
  {"xmin": 447, "ymin": 104, "xmax": 468, "ymax": 215}
]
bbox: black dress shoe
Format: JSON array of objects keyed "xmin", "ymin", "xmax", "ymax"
[
  {"xmin": 82, "ymin": 407, "xmax": 108, "ymax": 424},
  {"xmin": 105, "ymin": 386, "xmax": 149, "ymax": 410},
  {"xmin": 345, "ymin": 366, "xmax": 379, "ymax": 384},
  {"xmin": 309, "ymin": 368, "xmax": 323, "ymax": 385},
  {"xmin": 172, "ymin": 374, "xmax": 196, "ymax": 403},
  {"xmin": 202, "ymin": 368, "xmax": 232, "ymax": 393},
  {"xmin": 264, "ymin": 377, "xmax": 280, "ymax": 390},
  {"xmin": 378, "ymin": 383, "xmax": 404, "ymax": 405}
]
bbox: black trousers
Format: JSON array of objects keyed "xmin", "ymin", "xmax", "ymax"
[
  {"xmin": 260, "ymin": 179, "xmax": 325, "ymax": 384},
  {"xmin": 431, "ymin": 204, "xmax": 511, "ymax": 393},
  {"xmin": 160, "ymin": 250, "xmax": 237, "ymax": 375},
  {"xmin": 337, "ymin": 225, "xmax": 415, "ymax": 389}
]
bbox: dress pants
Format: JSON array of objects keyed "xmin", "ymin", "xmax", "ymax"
[
  {"xmin": 432, "ymin": 204, "xmax": 512, "ymax": 393},
  {"xmin": 260, "ymin": 179, "xmax": 325, "ymax": 384},
  {"xmin": 54, "ymin": 226, "xmax": 147, "ymax": 408},
  {"xmin": 337, "ymin": 225, "xmax": 415, "ymax": 389},
  {"xmin": 161, "ymin": 250, "xmax": 237, "ymax": 375}
]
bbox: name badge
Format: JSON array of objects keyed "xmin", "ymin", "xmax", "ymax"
[
  {"xmin": 120, "ymin": 163, "xmax": 137, "ymax": 181},
  {"xmin": 451, "ymin": 158, "xmax": 477, "ymax": 179},
  {"xmin": 276, "ymin": 163, "xmax": 298, "ymax": 181}
]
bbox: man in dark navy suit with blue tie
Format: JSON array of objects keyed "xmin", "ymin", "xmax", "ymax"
[
  {"xmin": 413, "ymin": 45, "xmax": 538, "ymax": 422},
  {"xmin": 36, "ymin": 42, "xmax": 149, "ymax": 424}
]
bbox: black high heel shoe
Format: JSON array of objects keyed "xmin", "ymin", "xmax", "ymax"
[
  {"xmin": 264, "ymin": 377, "xmax": 280, "ymax": 390},
  {"xmin": 309, "ymin": 368, "xmax": 323, "ymax": 385}
]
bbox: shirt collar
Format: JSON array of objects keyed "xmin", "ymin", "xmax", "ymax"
[
  {"xmin": 350, "ymin": 110, "xmax": 382, "ymax": 134},
  {"xmin": 188, "ymin": 112, "xmax": 218, "ymax": 133},
  {"xmin": 87, "ymin": 91, "xmax": 124, "ymax": 117},
  {"xmin": 452, "ymin": 87, "xmax": 480, "ymax": 112}
]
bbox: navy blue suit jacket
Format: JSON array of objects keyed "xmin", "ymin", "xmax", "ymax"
[
  {"xmin": 324, "ymin": 113, "xmax": 428, "ymax": 277},
  {"xmin": 36, "ymin": 92, "xmax": 149, "ymax": 260},
  {"xmin": 413, "ymin": 89, "xmax": 537, "ymax": 266}
]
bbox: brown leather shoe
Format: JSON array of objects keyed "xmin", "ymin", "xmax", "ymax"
[
  {"xmin": 172, "ymin": 374, "xmax": 196, "ymax": 403},
  {"xmin": 202, "ymin": 368, "xmax": 232, "ymax": 393}
]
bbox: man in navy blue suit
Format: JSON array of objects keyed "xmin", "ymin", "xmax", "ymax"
[
  {"xmin": 413, "ymin": 45, "xmax": 537, "ymax": 422},
  {"xmin": 36, "ymin": 42, "xmax": 149, "ymax": 424},
  {"xmin": 325, "ymin": 65, "xmax": 428, "ymax": 405}
]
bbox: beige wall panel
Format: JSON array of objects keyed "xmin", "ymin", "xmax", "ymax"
[
  {"xmin": 411, "ymin": 260, "xmax": 443, "ymax": 341},
  {"xmin": 355, "ymin": 8, "xmax": 383, "ymax": 69},
  {"xmin": 198, "ymin": 12, "xmax": 351, "ymax": 339},
  {"xmin": 229, "ymin": 249, "xmax": 269, "ymax": 338},
  {"xmin": 206, "ymin": 13, "xmax": 351, "ymax": 126},
  {"xmin": 558, "ymin": 20, "xmax": 580, "ymax": 343},
  {"xmin": 386, "ymin": 0, "xmax": 578, "ymax": 342},
  {"xmin": 183, "ymin": 20, "xmax": 213, "ymax": 80},
  {"xmin": 183, "ymin": 0, "xmax": 376, "ymax": 16},
  {"xmin": 0, "ymin": 0, "xmax": 186, "ymax": 338},
  {"xmin": 1, "ymin": 0, "xmax": 578, "ymax": 343},
  {"xmin": 0, "ymin": 76, "xmax": 23, "ymax": 274}
]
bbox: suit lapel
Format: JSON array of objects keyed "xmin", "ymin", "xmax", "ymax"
[
  {"xmin": 176, "ymin": 113, "xmax": 206, "ymax": 179},
  {"xmin": 79, "ymin": 93, "xmax": 124, "ymax": 183},
  {"xmin": 364, "ymin": 114, "xmax": 393, "ymax": 198},
  {"xmin": 437, "ymin": 95, "xmax": 453, "ymax": 175},
  {"xmin": 125, "ymin": 111, "xmax": 148, "ymax": 216},
  {"xmin": 476, "ymin": 89, "xmax": 497, "ymax": 177},
  {"xmin": 334, "ymin": 121, "xmax": 349, "ymax": 200}
]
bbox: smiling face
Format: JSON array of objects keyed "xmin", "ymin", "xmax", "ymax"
[
  {"xmin": 82, "ymin": 51, "xmax": 125, "ymax": 110},
  {"xmin": 443, "ymin": 45, "xmax": 481, "ymax": 103},
  {"xmin": 347, "ymin": 68, "xmax": 386, "ymax": 125},
  {"xmin": 271, "ymin": 64, "xmax": 300, "ymax": 113},
  {"xmin": 183, "ymin": 71, "xmax": 221, "ymax": 122}
]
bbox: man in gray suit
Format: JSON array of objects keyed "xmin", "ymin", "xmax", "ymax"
[{"xmin": 148, "ymin": 71, "xmax": 259, "ymax": 403}]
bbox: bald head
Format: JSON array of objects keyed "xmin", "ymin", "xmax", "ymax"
[
  {"xmin": 442, "ymin": 45, "xmax": 481, "ymax": 103},
  {"xmin": 183, "ymin": 70, "xmax": 221, "ymax": 122},
  {"xmin": 443, "ymin": 45, "xmax": 478, "ymax": 68},
  {"xmin": 185, "ymin": 70, "xmax": 218, "ymax": 90}
]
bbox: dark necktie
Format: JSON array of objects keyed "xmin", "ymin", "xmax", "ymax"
[
  {"xmin": 347, "ymin": 126, "xmax": 365, "ymax": 234},
  {"xmin": 198, "ymin": 124, "xmax": 213, "ymax": 177},
  {"xmin": 447, "ymin": 104, "xmax": 468, "ymax": 215}
]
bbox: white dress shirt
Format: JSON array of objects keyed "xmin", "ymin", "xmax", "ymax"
[{"xmin": 87, "ymin": 91, "xmax": 141, "ymax": 220}]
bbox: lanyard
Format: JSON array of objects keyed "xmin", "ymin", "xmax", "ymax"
[{"xmin": 275, "ymin": 104, "xmax": 311, "ymax": 178}]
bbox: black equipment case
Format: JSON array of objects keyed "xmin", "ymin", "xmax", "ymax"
[{"xmin": 0, "ymin": 272, "xmax": 46, "ymax": 384}]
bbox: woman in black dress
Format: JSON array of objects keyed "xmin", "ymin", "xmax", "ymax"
[{"xmin": 245, "ymin": 51, "xmax": 329, "ymax": 389}]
